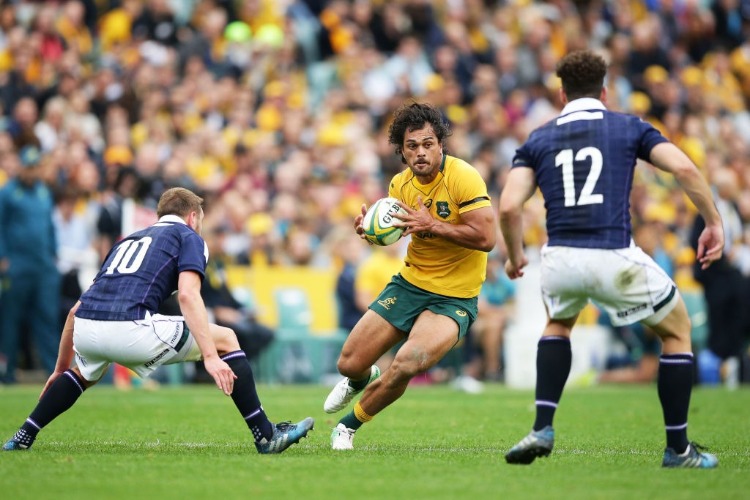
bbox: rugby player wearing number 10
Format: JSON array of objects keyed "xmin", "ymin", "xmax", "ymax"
[
  {"xmin": 3, "ymin": 187, "xmax": 313, "ymax": 454},
  {"xmin": 324, "ymin": 102, "xmax": 497, "ymax": 450},
  {"xmin": 499, "ymin": 50, "xmax": 724, "ymax": 468}
]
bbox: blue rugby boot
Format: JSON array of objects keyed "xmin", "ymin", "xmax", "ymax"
[
  {"xmin": 2, "ymin": 429, "xmax": 35, "ymax": 451},
  {"xmin": 662, "ymin": 442, "xmax": 718, "ymax": 468},
  {"xmin": 505, "ymin": 426, "xmax": 554, "ymax": 464},
  {"xmin": 3, "ymin": 439, "xmax": 29, "ymax": 451},
  {"xmin": 255, "ymin": 417, "xmax": 314, "ymax": 454}
]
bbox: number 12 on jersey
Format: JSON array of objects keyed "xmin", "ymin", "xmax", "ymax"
[{"xmin": 555, "ymin": 147, "xmax": 604, "ymax": 207}]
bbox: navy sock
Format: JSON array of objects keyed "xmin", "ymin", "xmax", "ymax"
[
  {"xmin": 14, "ymin": 370, "xmax": 87, "ymax": 447},
  {"xmin": 533, "ymin": 336, "xmax": 572, "ymax": 431},
  {"xmin": 658, "ymin": 353, "xmax": 693, "ymax": 453},
  {"xmin": 221, "ymin": 351, "xmax": 274, "ymax": 443}
]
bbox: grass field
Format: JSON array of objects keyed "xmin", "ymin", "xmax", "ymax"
[{"xmin": 1, "ymin": 383, "xmax": 748, "ymax": 499}]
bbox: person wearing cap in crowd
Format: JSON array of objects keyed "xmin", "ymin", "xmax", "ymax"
[{"xmin": 0, "ymin": 145, "xmax": 60, "ymax": 384}]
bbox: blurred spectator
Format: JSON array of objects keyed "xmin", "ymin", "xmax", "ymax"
[
  {"xmin": 6, "ymin": 97, "xmax": 40, "ymax": 149},
  {"xmin": 471, "ymin": 250, "xmax": 516, "ymax": 381},
  {"xmin": 454, "ymin": 249, "xmax": 516, "ymax": 393},
  {"xmin": 192, "ymin": 223, "xmax": 274, "ymax": 383},
  {"xmin": 0, "ymin": 146, "xmax": 60, "ymax": 383},
  {"xmin": 34, "ymin": 95, "xmax": 67, "ymax": 152},
  {"xmin": 96, "ymin": 166, "xmax": 141, "ymax": 262},
  {"xmin": 52, "ymin": 185, "xmax": 98, "ymax": 326},
  {"xmin": 690, "ymin": 167, "xmax": 749, "ymax": 384},
  {"xmin": 330, "ymin": 224, "xmax": 367, "ymax": 332}
]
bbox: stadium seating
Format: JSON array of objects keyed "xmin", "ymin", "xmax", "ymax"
[{"xmin": 256, "ymin": 287, "xmax": 347, "ymax": 384}]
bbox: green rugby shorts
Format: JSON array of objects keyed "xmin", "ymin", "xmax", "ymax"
[{"xmin": 369, "ymin": 274, "xmax": 478, "ymax": 341}]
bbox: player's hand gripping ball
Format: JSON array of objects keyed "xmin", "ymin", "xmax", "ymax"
[{"xmin": 361, "ymin": 197, "xmax": 408, "ymax": 246}]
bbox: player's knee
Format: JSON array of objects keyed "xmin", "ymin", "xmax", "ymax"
[
  {"xmin": 212, "ymin": 325, "xmax": 241, "ymax": 354},
  {"xmin": 336, "ymin": 351, "xmax": 372, "ymax": 379},
  {"xmin": 337, "ymin": 356, "xmax": 360, "ymax": 379},
  {"xmin": 387, "ymin": 356, "xmax": 421, "ymax": 383}
]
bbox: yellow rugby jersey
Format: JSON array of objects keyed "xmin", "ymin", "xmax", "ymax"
[{"xmin": 389, "ymin": 155, "xmax": 492, "ymax": 298}]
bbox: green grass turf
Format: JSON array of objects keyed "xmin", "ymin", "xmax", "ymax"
[{"xmin": 1, "ymin": 383, "xmax": 748, "ymax": 499}]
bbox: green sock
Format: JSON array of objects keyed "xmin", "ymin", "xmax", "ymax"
[
  {"xmin": 348, "ymin": 376, "xmax": 369, "ymax": 391},
  {"xmin": 340, "ymin": 411, "xmax": 364, "ymax": 431}
]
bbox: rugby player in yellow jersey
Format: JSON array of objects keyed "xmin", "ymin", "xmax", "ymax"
[{"xmin": 324, "ymin": 102, "xmax": 497, "ymax": 450}]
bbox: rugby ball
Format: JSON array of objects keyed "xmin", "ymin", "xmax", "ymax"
[{"xmin": 362, "ymin": 197, "xmax": 407, "ymax": 246}]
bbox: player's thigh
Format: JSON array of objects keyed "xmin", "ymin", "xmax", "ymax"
[
  {"xmin": 393, "ymin": 310, "xmax": 460, "ymax": 374},
  {"xmin": 540, "ymin": 247, "xmax": 590, "ymax": 320},
  {"xmin": 340, "ymin": 309, "xmax": 403, "ymax": 369},
  {"xmin": 73, "ymin": 318, "xmax": 151, "ymax": 381}
]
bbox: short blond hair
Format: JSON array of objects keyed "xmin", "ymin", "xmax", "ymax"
[{"xmin": 157, "ymin": 187, "xmax": 203, "ymax": 218}]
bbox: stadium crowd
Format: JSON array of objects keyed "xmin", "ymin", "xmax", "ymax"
[{"xmin": 0, "ymin": 0, "xmax": 749, "ymax": 386}]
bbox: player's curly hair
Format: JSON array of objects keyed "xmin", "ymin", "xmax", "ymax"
[
  {"xmin": 556, "ymin": 50, "xmax": 608, "ymax": 101},
  {"xmin": 388, "ymin": 102, "xmax": 451, "ymax": 164}
]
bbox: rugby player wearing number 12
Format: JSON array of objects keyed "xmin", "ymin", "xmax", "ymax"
[{"xmin": 499, "ymin": 50, "xmax": 724, "ymax": 468}]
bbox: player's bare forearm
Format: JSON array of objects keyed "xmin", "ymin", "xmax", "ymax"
[
  {"xmin": 498, "ymin": 166, "xmax": 536, "ymax": 273},
  {"xmin": 178, "ymin": 271, "xmax": 236, "ymax": 395},
  {"xmin": 417, "ymin": 217, "xmax": 495, "ymax": 251},
  {"xmin": 499, "ymin": 209, "xmax": 524, "ymax": 264},
  {"xmin": 179, "ymin": 289, "xmax": 236, "ymax": 395},
  {"xmin": 650, "ymin": 142, "xmax": 722, "ymax": 227},
  {"xmin": 674, "ymin": 168, "xmax": 722, "ymax": 227},
  {"xmin": 652, "ymin": 145, "xmax": 725, "ymax": 267},
  {"xmin": 396, "ymin": 200, "xmax": 496, "ymax": 251},
  {"xmin": 178, "ymin": 287, "xmax": 218, "ymax": 360}
]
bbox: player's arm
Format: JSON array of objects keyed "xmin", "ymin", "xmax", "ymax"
[
  {"xmin": 178, "ymin": 270, "xmax": 236, "ymax": 395},
  {"xmin": 396, "ymin": 197, "xmax": 496, "ymax": 252},
  {"xmin": 649, "ymin": 142, "xmax": 724, "ymax": 269},
  {"xmin": 498, "ymin": 167, "xmax": 537, "ymax": 279}
]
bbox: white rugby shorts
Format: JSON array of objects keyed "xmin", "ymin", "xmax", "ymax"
[
  {"xmin": 73, "ymin": 312, "xmax": 202, "ymax": 381},
  {"xmin": 540, "ymin": 242, "xmax": 679, "ymax": 327}
]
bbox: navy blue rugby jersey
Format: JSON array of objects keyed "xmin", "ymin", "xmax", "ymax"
[
  {"xmin": 512, "ymin": 98, "xmax": 668, "ymax": 249},
  {"xmin": 76, "ymin": 215, "xmax": 208, "ymax": 321}
]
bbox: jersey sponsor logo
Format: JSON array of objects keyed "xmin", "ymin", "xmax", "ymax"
[
  {"xmin": 145, "ymin": 348, "xmax": 170, "ymax": 368},
  {"xmin": 168, "ymin": 324, "xmax": 183, "ymax": 346},
  {"xmin": 455, "ymin": 310, "xmax": 467, "ymax": 317},
  {"xmin": 377, "ymin": 296, "xmax": 397, "ymax": 310},
  {"xmin": 436, "ymin": 201, "xmax": 450, "ymax": 219},
  {"xmin": 616, "ymin": 303, "xmax": 647, "ymax": 319}
]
